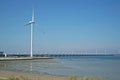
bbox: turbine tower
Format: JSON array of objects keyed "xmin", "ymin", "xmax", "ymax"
[{"xmin": 25, "ymin": 9, "xmax": 35, "ymax": 57}]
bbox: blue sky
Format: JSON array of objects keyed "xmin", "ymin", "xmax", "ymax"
[{"xmin": 0, "ymin": 0, "xmax": 120, "ymax": 53}]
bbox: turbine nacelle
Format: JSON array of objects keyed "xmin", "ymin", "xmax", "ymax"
[
  {"xmin": 24, "ymin": 21, "xmax": 35, "ymax": 26},
  {"xmin": 29, "ymin": 21, "xmax": 35, "ymax": 24},
  {"xmin": 25, "ymin": 9, "xmax": 35, "ymax": 26}
]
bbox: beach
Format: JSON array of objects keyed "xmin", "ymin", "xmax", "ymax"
[
  {"xmin": 0, "ymin": 70, "xmax": 104, "ymax": 80},
  {"xmin": 0, "ymin": 70, "xmax": 71, "ymax": 80},
  {"xmin": 0, "ymin": 56, "xmax": 120, "ymax": 80}
]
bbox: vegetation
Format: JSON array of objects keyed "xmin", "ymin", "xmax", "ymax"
[
  {"xmin": 81, "ymin": 77, "xmax": 103, "ymax": 80},
  {"xmin": 0, "ymin": 76, "xmax": 31, "ymax": 80},
  {"xmin": 8, "ymin": 76, "xmax": 30, "ymax": 80},
  {"xmin": 70, "ymin": 76, "xmax": 77, "ymax": 80},
  {"xmin": 0, "ymin": 76, "xmax": 104, "ymax": 80},
  {"xmin": 70, "ymin": 76, "xmax": 103, "ymax": 80}
]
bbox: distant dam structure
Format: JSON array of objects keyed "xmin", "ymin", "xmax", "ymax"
[{"xmin": 2, "ymin": 49, "xmax": 119, "ymax": 58}]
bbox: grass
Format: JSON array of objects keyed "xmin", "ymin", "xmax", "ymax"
[
  {"xmin": 8, "ymin": 76, "xmax": 30, "ymax": 80},
  {"xmin": 70, "ymin": 76, "xmax": 104, "ymax": 80},
  {"xmin": 0, "ymin": 76, "xmax": 104, "ymax": 80},
  {"xmin": 70, "ymin": 76, "xmax": 77, "ymax": 80},
  {"xmin": 81, "ymin": 77, "xmax": 103, "ymax": 80},
  {"xmin": 0, "ymin": 76, "xmax": 31, "ymax": 80}
]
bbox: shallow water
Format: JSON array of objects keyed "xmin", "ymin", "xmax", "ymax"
[{"xmin": 0, "ymin": 55, "xmax": 120, "ymax": 80}]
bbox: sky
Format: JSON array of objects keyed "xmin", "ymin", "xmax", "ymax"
[{"xmin": 0, "ymin": 0, "xmax": 120, "ymax": 53}]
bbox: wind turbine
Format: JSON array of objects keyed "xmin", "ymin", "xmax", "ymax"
[{"xmin": 25, "ymin": 9, "xmax": 35, "ymax": 58}]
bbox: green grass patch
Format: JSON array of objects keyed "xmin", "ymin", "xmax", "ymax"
[
  {"xmin": 7, "ymin": 76, "xmax": 31, "ymax": 80},
  {"xmin": 70, "ymin": 76, "xmax": 104, "ymax": 80},
  {"xmin": 0, "ymin": 76, "xmax": 104, "ymax": 80},
  {"xmin": 81, "ymin": 77, "xmax": 103, "ymax": 80},
  {"xmin": 70, "ymin": 76, "xmax": 77, "ymax": 80}
]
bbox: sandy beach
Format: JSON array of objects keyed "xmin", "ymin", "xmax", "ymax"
[
  {"xmin": 0, "ymin": 70, "xmax": 81, "ymax": 80},
  {"xmin": 0, "ymin": 70, "xmax": 104, "ymax": 80}
]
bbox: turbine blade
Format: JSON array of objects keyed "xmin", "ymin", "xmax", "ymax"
[
  {"xmin": 32, "ymin": 8, "xmax": 34, "ymax": 22},
  {"xmin": 24, "ymin": 23, "xmax": 31, "ymax": 26}
]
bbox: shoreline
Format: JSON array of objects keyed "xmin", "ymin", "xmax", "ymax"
[
  {"xmin": 0, "ymin": 57, "xmax": 53, "ymax": 61},
  {"xmin": 0, "ymin": 70, "xmax": 104, "ymax": 80},
  {"xmin": 0, "ymin": 70, "xmax": 72, "ymax": 80}
]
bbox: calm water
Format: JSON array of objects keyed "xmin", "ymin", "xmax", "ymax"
[{"xmin": 0, "ymin": 55, "xmax": 120, "ymax": 80}]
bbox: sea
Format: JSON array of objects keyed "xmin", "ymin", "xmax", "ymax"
[{"xmin": 0, "ymin": 55, "xmax": 120, "ymax": 80}]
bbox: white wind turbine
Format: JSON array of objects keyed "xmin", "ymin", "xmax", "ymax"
[{"xmin": 25, "ymin": 9, "xmax": 35, "ymax": 58}]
